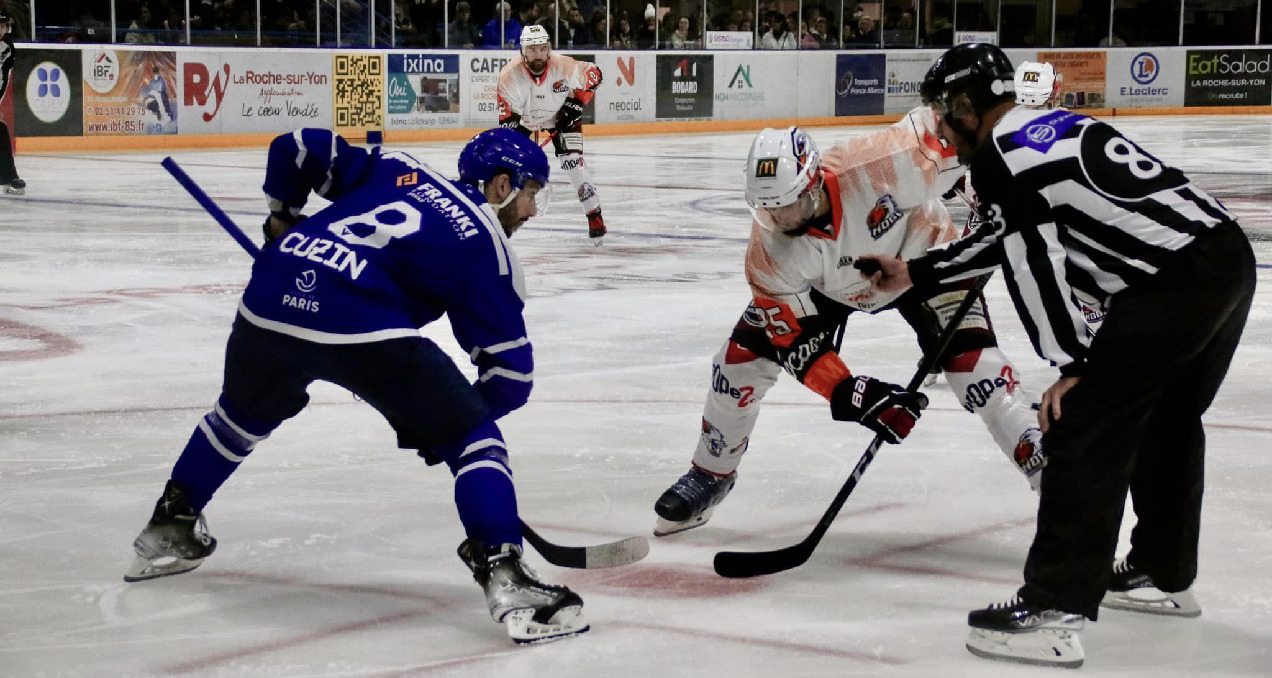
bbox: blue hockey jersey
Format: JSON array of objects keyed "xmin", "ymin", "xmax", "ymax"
[{"xmin": 240, "ymin": 129, "xmax": 533, "ymax": 419}]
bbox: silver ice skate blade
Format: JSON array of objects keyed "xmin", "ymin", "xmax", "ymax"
[
  {"xmin": 1101, "ymin": 586, "xmax": 1201, "ymax": 617},
  {"xmin": 966, "ymin": 627, "xmax": 1084, "ymax": 669},
  {"xmin": 123, "ymin": 554, "xmax": 206, "ymax": 582},
  {"xmin": 653, "ymin": 506, "xmax": 715, "ymax": 537},
  {"xmin": 504, "ymin": 606, "xmax": 590, "ymax": 644}
]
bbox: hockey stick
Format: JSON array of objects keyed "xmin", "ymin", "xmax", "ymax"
[
  {"xmin": 161, "ymin": 157, "xmax": 261, "ymax": 258},
  {"xmin": 161, "ymin": 156, "xmax": 650, "ymax": 570},
  {"xmin": 713, "ymin": 268, "xmax": 993, "ymax": 578}
]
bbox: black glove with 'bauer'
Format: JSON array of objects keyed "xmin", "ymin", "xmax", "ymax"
[{"xmin": 830, "ymin": 375, "xmax": 929, "ymax": 444}]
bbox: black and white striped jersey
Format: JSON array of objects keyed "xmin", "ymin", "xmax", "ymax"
[
  {"xmin": 908, "ymin": 106, "xmax": 1235, "ymax": 375},
  {"xmin": 0, "ymin": 36, "xmax": 13, "ymax": 103}
]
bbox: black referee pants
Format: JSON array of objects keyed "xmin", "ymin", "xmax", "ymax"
[{"xmin": 1020, "ymin": 220, "xmax": 1256, "ymax": 620}]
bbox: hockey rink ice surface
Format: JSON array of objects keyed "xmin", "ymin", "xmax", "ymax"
[{"xmin": 2, "ymin": 116, "xmax": 1271, "ymax": 677}]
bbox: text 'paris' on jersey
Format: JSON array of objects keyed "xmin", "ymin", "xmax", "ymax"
[{"xmin": 241, "ymin": 129, "xmax": 534, "ymax": 419}]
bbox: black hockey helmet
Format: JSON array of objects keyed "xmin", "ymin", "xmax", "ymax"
[
  {"xmin": 0, "ymin": 10, "xmax": 12, "ymax": 27},
  {"xmin": 921, "ymin": 43, "xmax": 1016, "ymax": 117}
]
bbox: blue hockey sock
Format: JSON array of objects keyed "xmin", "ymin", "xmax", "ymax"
[
  {"xmin": 444, "ymin": 421, "xmax": 522, "ymax": 549},
  {"xmin": 170, "ymin": 396, "xmax": 273, "ymax": 512}
]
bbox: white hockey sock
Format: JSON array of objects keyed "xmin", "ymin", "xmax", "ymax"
[
  {"xmin": 943, "ymin": 347, "xmax": 1045, "ymax": 488},
  {"xmin": 560, "ymin": 153, "xmax": 601, "ymax": 215},
  {"xmin": 691, "ymin": 340, "xmax": 781, "ymax": 476}
]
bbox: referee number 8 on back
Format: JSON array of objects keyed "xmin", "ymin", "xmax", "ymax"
[
  {"xmin": 1081, "ymin": 122, "xmax": 1183, "ymax": 200},
  {"xmin": 1104, "ymin": 137, "xmax": 1162, "ymax": 180}
]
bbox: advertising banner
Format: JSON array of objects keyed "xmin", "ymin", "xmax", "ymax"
[
  {"xmin": 1184, "ymin": 49, "xmax": 1272, "ymax": 107},
  {"xmin": 713, "ymin": 54, "xmax": 795, "ymax": 120},
  {"xmin": 1106, "ymin": 50, "xmax": 1184, "ymax": 108},
  {"xmin": 956, "ymin": 31, "xmax": 997, "ymax": 45},
  {"xmin": 1037, "ymin": 51, "xmax": 1106, "ymax": 108},
  {"xmin": 333, "ymin": 53, "xmax": 384, "ymax": 133},
  {"xmin": 386, "ymin": 53, "xmax": 460, "ymax": 130},
  {"xmin": 656, "ymin": 54, "xmax": 714, "ymax": 119},
  {"xmin": 705, "ymin": 31, "xmax": 753, "ymax": 49},
  {"xmin": 14, "ymin": 48, "xmax": 82, "ymax": 137},
  {"xmin": 594, "ymin": 52, "xmax": 654, "ymax": 124},
  {"xmin": 883, "ymin": 52, "xmax": 934, "ymax": 114},
  {"xmin": 463, "ymin": 51, "xmax": 514, "ymax": 126},
  {"xmin": 82, "ymin": 49, "xmax": 178, "ymax": 135},
  {"xmin": 835, "ymin": 53, "xmax": 885, "ymax": 116},
  {"xmin": 180, "ymin": 51, "xmax": 330, "ymax": 134}
]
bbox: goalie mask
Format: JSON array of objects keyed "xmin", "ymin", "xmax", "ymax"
[{"xmin": 744, "ymin": 127, "xmax": 823, "ymax": 235}]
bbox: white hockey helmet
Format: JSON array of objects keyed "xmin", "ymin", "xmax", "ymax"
[
  {"xmin": 744, "ymin": 127, "xmax": 823, "ymax": 234},
  {"xmin": 521, "ymin": 24, "xmax": 551, "ymax": 48},
  {"xmin": 1014, "ymin": 61, "xmax": 1058, "ymax": 107}
]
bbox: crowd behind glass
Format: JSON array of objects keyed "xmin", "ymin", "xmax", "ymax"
[{"xmin": 2, "ymin": 0, "xmax": 1267, "ymax": 50}]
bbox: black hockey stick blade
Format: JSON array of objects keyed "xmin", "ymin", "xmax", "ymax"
[
  {"xmin": 521, "ymin": 520, "xmax": 650, "ymax": 569},
  {"xmin": 712, "ymin": 274, "xmax": 992, "ymax": 578}
]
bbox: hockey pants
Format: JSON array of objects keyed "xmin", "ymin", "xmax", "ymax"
[{"xmin": 691, "ymin": 284, "xmax": 1045, "ymax": 489}]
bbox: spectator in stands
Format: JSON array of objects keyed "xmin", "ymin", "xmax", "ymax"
[
  {"xmin": 849, "ymin": 14, "xmax": 878, "ymax": 46},
  {"xmin": 815, "ymin": 16, "xmax": 837, "ymax": 48},
  {"xmin": 393, "ymin": 2, "xmax": 418, "ymax": 46},
  {"xmin": 799, "ymin": 19, "xmax": 819, "ymax": 49},
  {"xmin": 589, "ymin": 11, "xmax": 608, "ymax": 48},
  {"xmin": 661, "ymin": 10, "xmax": 678, "ymax": 44},
  {"xmin": 635, "ymin": 4, "xmax": 657, "ymax": 48},
  {"xmin": 406, "ymin": 0, "xmax": 442, "ymax": 47},
  {"xmin": 515, "ymin": 2, "xmax": 540, "ymax": 44},
  {"xmin": 448, "ymin": 1, "xmax": 481, "ymax": 48},
  {"xmin": 482, "ymin": 1, "xmax": 517, "ymax": 48},
  {"xmin": 565, "ymin": 5, "xmax": 591, "ymax": 47},
  {"xmin": 613, "ymin": 16, "xmax": 634, "ymax": 47},
  {"xmin": 124, "ymin": 4, "xmax": 159, "ymax": 44},
  {"xmin": 760, "ymin": 11, "xmax": 794, "ymax": 49},
  {"xmin": 670, "ymin": 15, "xmax": 692, "ymax": 48}
]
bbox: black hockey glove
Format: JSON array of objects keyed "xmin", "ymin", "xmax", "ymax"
[
  {"xmin": 262, "ymin": 212, "xmax": 302, "ymax": 245},
  {"xmin": 830, "ymin": 375, "xmax": 929, "ymax": 444},
  {"xmin": 556, "ymin": 96, "xmax": 586, "ymax": 131},
  {"xmin": 499, "ymin": 113, "xmax": 532, "ymax": 137}
]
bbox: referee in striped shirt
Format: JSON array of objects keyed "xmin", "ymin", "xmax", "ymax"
[{"xmin": 866, "ymin": 43, "xmax": 1256, "ymax": 667}]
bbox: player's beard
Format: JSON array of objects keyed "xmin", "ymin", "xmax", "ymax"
[
  {"xmin": 526, "ymin": 58, "xmax": 548, "ymax": 76},
  {"xmin": 497, "ymin": 201, "xmax": 527, "ymax": 237}
]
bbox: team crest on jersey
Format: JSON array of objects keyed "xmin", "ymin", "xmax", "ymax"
[
  {"xmin": 866, "ymin": 194, "xmax": 901, "ymax": 239},
  {"xmin": 552, "ymin": 79, "xmax": 569, "ymax": 93},
  {"xmin": 578, "ymin": 182, "xmax": 597, "ymax": 201},
  {"xmin": 701, "ymin": 418, "xmax": 728, "ymax": 457}
]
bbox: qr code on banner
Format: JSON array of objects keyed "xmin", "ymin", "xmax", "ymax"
[{"xmin": 334, "ymin": 54, "xmax": 384, "ymax": 129}]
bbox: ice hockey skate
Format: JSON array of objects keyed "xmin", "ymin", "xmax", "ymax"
[
  {"xmin": 124, "ymin": 480, "xmax": 217, "ymax": 582},
  {"xmin": 587, "ymin": 208, "xmax": 606, "ymax": 245},
  {"xmin": 1100, "ymin": 557, "xmax": 1201, "ymax": 617},
  {"xmin": 653, "ymin": 465, "xmax": 736, "ymax": 536},
  {"xmin": 458, "ymin": 539, "xmax": 589, "ymax": 644},
  {"xmin": 965, "ymin": 596, "xmax": 1086, "ymax": 669},
  {"xmin": 3, "ymin": 178, "xmax": 24, "ymax": 195}
]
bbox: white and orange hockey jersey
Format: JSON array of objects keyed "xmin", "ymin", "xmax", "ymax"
[
  {"xmin": 744, "ymin": 107, "xmax": 966, "ymax": 397},
  {"xmin": 497, "ymin": 55, "xmax": 600, "ymax": 131}
]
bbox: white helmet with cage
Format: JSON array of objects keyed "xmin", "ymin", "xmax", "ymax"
[
  {"xmin": 744, "ymin": 127, "xmax": 823, "ymax": 234},
  {"xmin": 1014, "ymin": 61, "xmax": 1059, "ymax": 107},
  {"xmin": 521, "ymin": 24, "xmax": 551, "ymax": 48}
]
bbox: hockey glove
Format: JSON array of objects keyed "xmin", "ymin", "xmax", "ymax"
[
  {"xmin": 557, "ymin": 96, "xmax": 586, "ymax": 131},
  {"xmin": 830, "ymin": 375, "xmax": 929, "ymax": 444},
  {"xmin": 262, "ymin": 212, "xmax": 302, "ymax": 244}
]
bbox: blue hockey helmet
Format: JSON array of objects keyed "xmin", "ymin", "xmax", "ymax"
[{"xmin": 458, "ymin": 128, "xmax": 551, "ymax": 202}]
